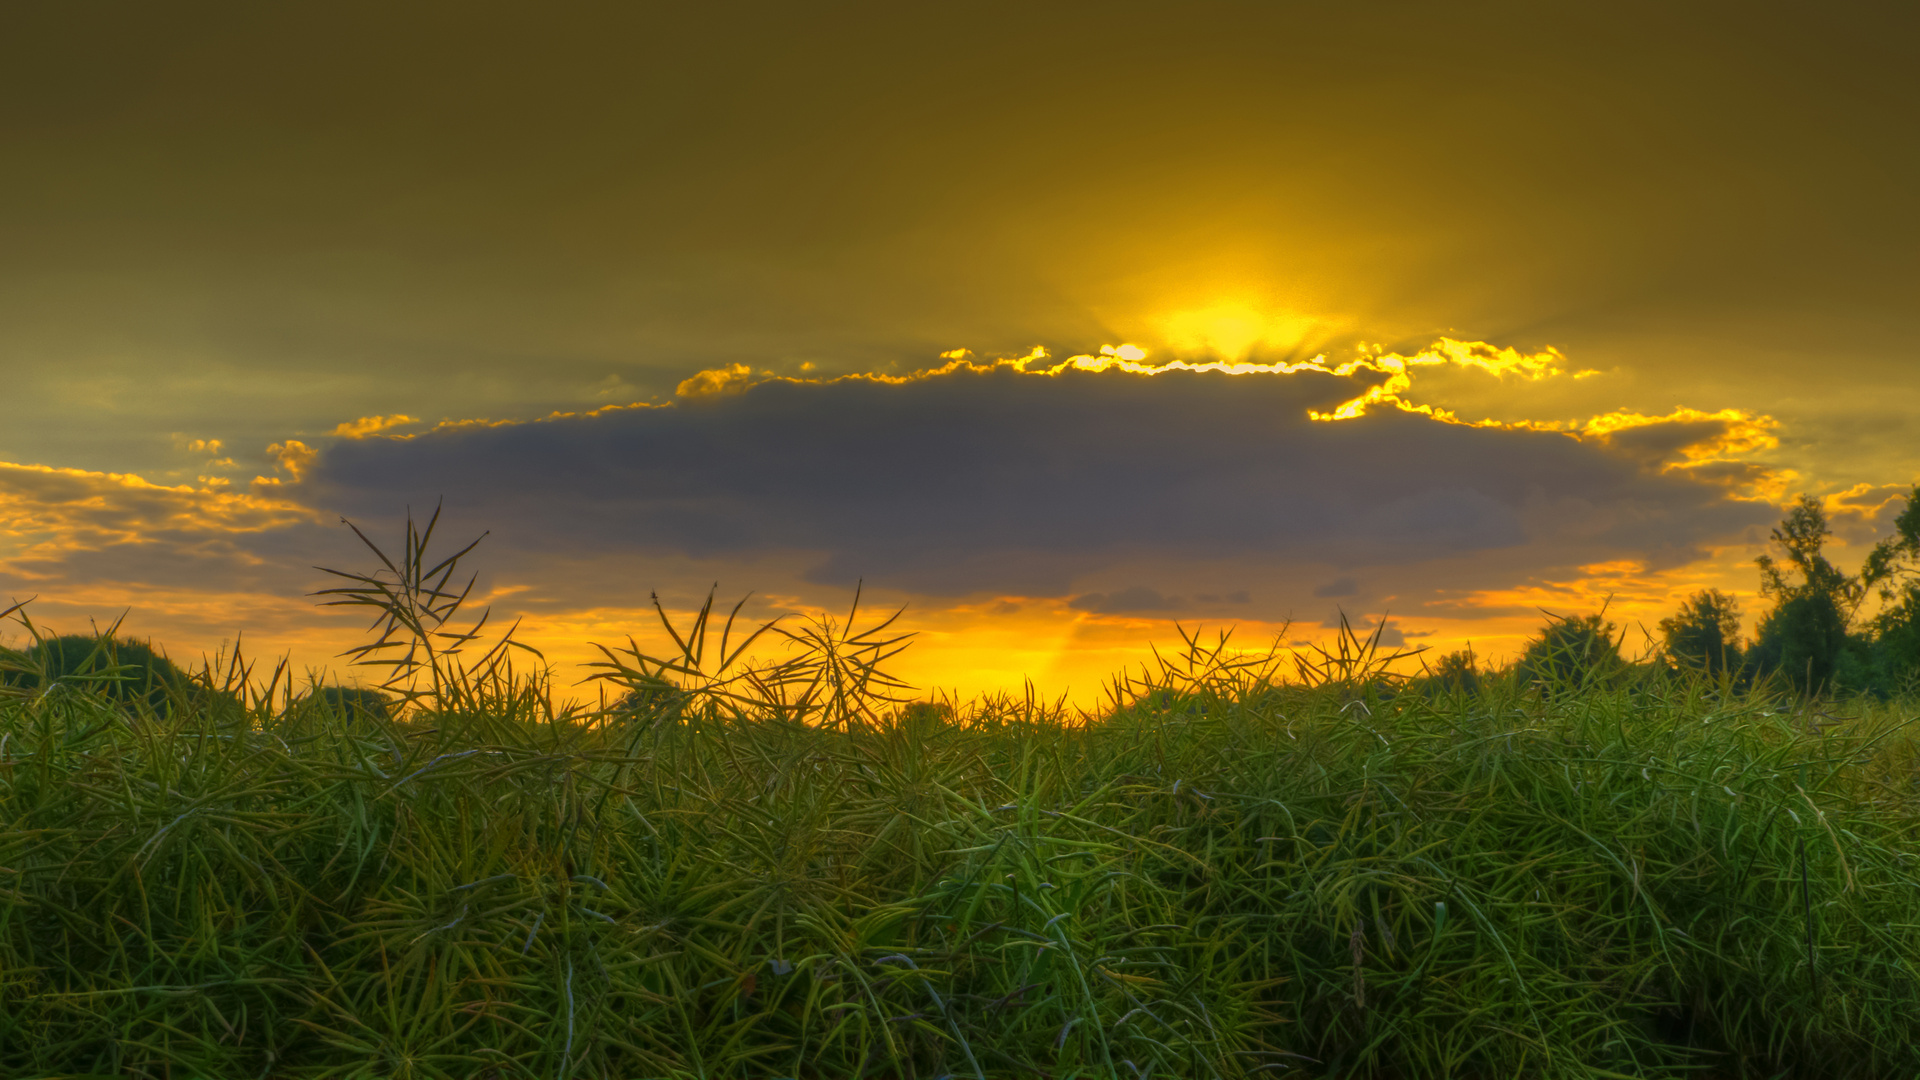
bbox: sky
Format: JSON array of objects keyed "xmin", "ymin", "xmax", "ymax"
[{"xmin": 3, "ymin": 0, "xmax": 1918, "ymax": 702}]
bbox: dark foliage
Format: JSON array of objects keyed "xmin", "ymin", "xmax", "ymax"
[
  {"xmin": 1659, "ymin": 589, "xmax": 1744, "ymax": 678},
  {"xmin": 1864, "ymin": 583, "xmax": 1920, "ymax": 695},
  {"xmin": 1516, "ymin": 611, "xmax": 1624, "ymax": 692},
  {"xmin": 1745, "ymin": 490, "xmax": 1920, "ymax": 696},
  {"xmin": 1750, "ymin": 592, "xmax": 1854, "ymax": 694},
  {"xmin": 1423, "ymin": 647, "xmax": 1482, "ymax": 696},
  {"xmin": 297, "ymin": 685, "xmax": 395, "ymax": 723},
  {"xmin": 5, "ymin": 634, "xmax": 193, "ymax": 715}
]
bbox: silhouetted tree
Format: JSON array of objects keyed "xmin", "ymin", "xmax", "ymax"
[
  {"xmin": 1517, "ymin": 612, "xmax": 1624, "ymax": 692},
  {"xmin": 897, "ymin": 701, "xmax": 957, "ymax": 727},
  {"xmin": 1747, "ymin": 496, "xmax": 1880, "ymax": 694},
  {"xmin": 1861, "ymin": 486, "xmax": 1920, "ymax": 693},
  {"xmin": 1424, "ymin": 648, "xmax": 1482, "ymax": 697},
  {"xmin": 1658, "ymin": 589, "xmax": 1744, "ymax": 678}
]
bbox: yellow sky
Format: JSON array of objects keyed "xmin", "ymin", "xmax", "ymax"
[{"xmin": 2, "ymin": 2, "xmax": 1918, "ymax": 703}]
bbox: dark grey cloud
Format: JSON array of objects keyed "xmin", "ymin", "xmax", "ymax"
[
  {"xmin": 1314, "ymin": 576, "xmax": 1360, "ymax": 598},
  {"xmin": 1069, "ymin": 587, "xmax": 1185, "ymax": 615},
  {"xmin": 293, "ymin": 365, "xmax": 1778, "ymax": 604},
  {"xmin": 1193, "ymin": 591, "xmax": 1251, "ymax": 605},
  {"xmin": 1318, "ymin": 614, "xmax": 1408, "ymax": 648}
]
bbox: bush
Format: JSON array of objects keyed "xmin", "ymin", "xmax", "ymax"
[
  {"xmin": 294, "ymin": 685, "xmax": 395, "ymax": 723},
  {"xmin": 8, "ymin": 634, "xmax": 193, "ymax": 715}
]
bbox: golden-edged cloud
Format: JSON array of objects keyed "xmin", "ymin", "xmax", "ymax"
[
  {"xmin": 331, "ymin": 414, "xmax": 421, "ymax": 439},
  {"xmin": 676, "ymin": 363, "xmax": 757, "ymax": 398},
  {"xmin": 0, "ymin": 335, "xmax": 1850, "ymax": 697},
  {"xmin": 300, "ymin": 341, "xmax": 1780, "ymax": 613},
  {"xmin": 0, "ymin": 461, "xmax": 317, "ymax": 564},
  {"xmin": 673, "ymin": 337, "xmax": 1786, "ymax": 494},
  {"xmin": 257, "ymin": 440, "xmax": 319, "ymax": 485}
]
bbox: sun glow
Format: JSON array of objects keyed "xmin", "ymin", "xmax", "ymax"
[{"xmin": 1159, "ymin": 304, "xmax": 1319, "ymax": 360}]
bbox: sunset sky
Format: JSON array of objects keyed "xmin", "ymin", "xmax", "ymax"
[{"xmin": 4, "ymin": 1, "xmax": 1918, "ymax": 702}]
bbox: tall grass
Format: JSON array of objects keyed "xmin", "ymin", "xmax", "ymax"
[{"xmin": 2, "ymin": 530, "xmax": 1919, "ymax": 1078}]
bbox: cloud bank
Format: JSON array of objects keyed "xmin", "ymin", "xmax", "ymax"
[{"xmin": 286, "ymin": 354, "xmax": 1778, "ymax": 611}]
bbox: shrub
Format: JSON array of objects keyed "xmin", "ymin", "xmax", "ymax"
[
  {"xmin": 294, "ymin": 686, "xmax": 395, "ymax": 723},
  {"xmin": 11, "ymin": 633, "xmax": 193, "ymax": 714}
]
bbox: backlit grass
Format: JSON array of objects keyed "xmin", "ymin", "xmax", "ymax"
[
  {"xmin": 3, "ymin": 634, "xmax": 1918, "ymax": 1078},
  {"xmin": 2, "ymin": 519, "xmax": 1918, "ymax": 1078}
]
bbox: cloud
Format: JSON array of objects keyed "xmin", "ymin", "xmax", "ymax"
[
  {"xmin": 1314, "ymin": 576, "xmax": 1359, "ymax": 598},
  {"xmin": 1318, "ymin": 612, "xmax": 1408, "ymax": 648},
  {"xmin": 332, "ymin": 415, "xmax": 420, "ymax": 439},
  {"xmin": 0, "ymin": 462, "xmax": 315, "ymax": 557},
  {"xmin": 1193, "ymin": 590, "xmax": 1250, "ymax": 604},
  {"xmin": 1823, "ymin": 482, "xmax": 1919, "ymax": 546},
  {"xmin": 1581, "ymin": 408, "xmax": 1780, "ymax": 480},
  {"xmin": 1069, "ymin": 586, "xmax": 1185, "ymax": 615},
  {"xmin": 0, "ymin": 461, "xmax": 330, "ymax": 631},
  {"xmin": 293, "ymin": 355, "xmax": 1779, "ymax": 608},
  {"xmin": 677, "ymin": 364, "xmax": 757, "ymax": 398},
  {"xmin": 261, "ymin": 441, "xmax": 319, "ymax": 483}
]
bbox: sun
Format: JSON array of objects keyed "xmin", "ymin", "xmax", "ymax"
[{"xmin": 1159, "ymin": 304, "xmax": 1318, "ymax": 360}]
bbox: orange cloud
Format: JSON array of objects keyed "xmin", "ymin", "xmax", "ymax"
[
  {"xmin": 331, "ymin": 414, "xmax": 420, "ymax": 439},
  {"xmin": 1304, "ymin": 338, "xmax": 1584, "ymax": 423},
  {"xmin": 1579, "ymin": 407, "xmax": 1778, "ymax": 461},
  {"xmin": 676, "ymin": 363, "xmax": 756, "ymax": 397},
  {"xmin": 260, "ymin": 440, "xmax": 318, "ymax": 484},
  {"xmin": 1820, "ymin": 482, "xmax": 1920, "ymax": 546},
  {"xmin": 0, "ymin": 461, "xmax": 317, "ymax": 563}
]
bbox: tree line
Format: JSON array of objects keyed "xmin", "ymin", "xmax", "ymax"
[
  {"xmin": 1430, "ymin": 485, "xmax": 1920, "ymax": 698},
  {"xmin": 7, "ymin": 486, "xmax": 1920, "ymax": 710}
]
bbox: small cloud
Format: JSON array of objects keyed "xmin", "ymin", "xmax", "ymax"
[
  {"xmin": 676, "ymin": 363, "xmax": 756, "ymax": 398},
  {"xmin": 1314, "ymin": 576, "xmax": 1358, "ymax": 598},
  {"xmin": 1227, "ymin": 590, "xmax": 1250, "ymax": 603},
  {"xmin": 592, "ymin": 374, "xmax": 637, "ymax": 400},
  {"xmin": 1320, "ymin": 612, "xmax": 1407, "ymax": 647},
  {"xmin": 264, "ymin": 440, "xmax": 317, "ymax": 482},
  {"xmin": 331, "ymin": 415, "xmax": 420, "ymax": 439},
  {"xmin": 1584, "ymin": 408, "xmax": 1778, "ymax": 470},
  {"xmin": 1824, "ymin": 482, "xmax": 1917, "ymax": 544},
  {"xmin": 1069, "ymin": 586, "xmax": 1184, "ymax": 614},
  {"xmin": 938, "ymin": 348, "xmax": 971, "ymax": 360}
]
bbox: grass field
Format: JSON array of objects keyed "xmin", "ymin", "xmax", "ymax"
[{"xmin": 3, "ymin": 605, "xmax": 1919, "ymax": 1079}]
